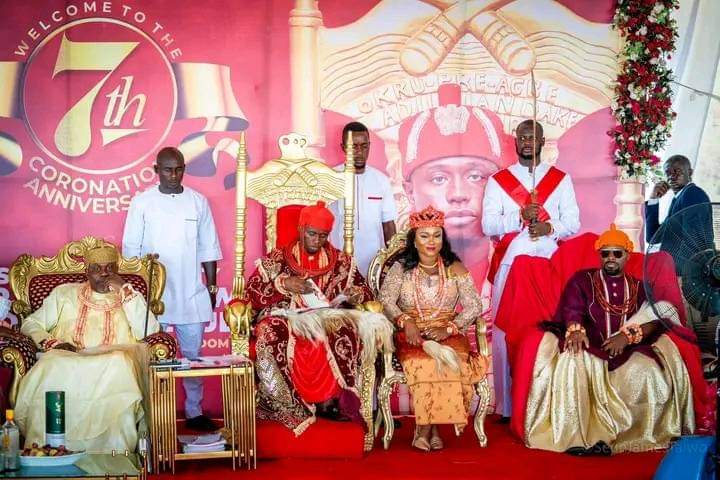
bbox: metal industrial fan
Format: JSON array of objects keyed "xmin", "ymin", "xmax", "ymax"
[{"xmin": 651, "ymin": 202, "xmax": 720, "ymax": 480}]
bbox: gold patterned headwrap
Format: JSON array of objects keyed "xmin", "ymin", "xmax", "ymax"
[{"xmin": 85, "ymin": 245, "xmax": 119, "ymax": 265}]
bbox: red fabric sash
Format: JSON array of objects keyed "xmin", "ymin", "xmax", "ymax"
[{"xmin": 487, "ymin": 167, "xmax": 566, "ymax": 284}]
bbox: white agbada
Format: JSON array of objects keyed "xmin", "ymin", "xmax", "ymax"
[
  {"xmin": 482, "ymin": 163, "xmax": 580, "ymax": 266},
  {"xmin": 330, "ymin": 165, "xmax": 397, "ymax": 277},
  {"xmin": 122, "ymin": 185, "xmax": 222, "ymax": 325},
  {"xmin": 481, "ymin": 162, "xmax": 580, "ymax": 416}
]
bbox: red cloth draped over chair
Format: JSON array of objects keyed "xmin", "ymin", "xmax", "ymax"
[
  {"xmin": 276, "ymin": 205, "xmax": 305, "ymax": 249},
  {"xmin": 494, "ymin": 233, "xmax": 713, "ymax": 439}
]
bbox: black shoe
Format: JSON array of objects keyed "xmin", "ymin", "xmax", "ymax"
[
  {"xmin": 316, "ymin": 404, "xmax": 351, "ymax": 422},
  {"xmin": 591, "ymin": 441, "xmax": 612, "ymax": 456},
  {"xmin": 186, "ymin": 415, "xmax": 219, "ymax": 432},
  {"xmin": 565, "ymin": 442, "xmax": 612, "ymax": 457},
  {"xmin": 498, "ymin": 416, "xmax": 511, "ymax": 424},
  {"xmin": 565, "ymin": 446, "xmax": 591, "ymax": 456}
]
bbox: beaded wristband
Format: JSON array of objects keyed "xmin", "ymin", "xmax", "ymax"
[{"xmin": 620, "ymin": 324, "xmax": 643, "ymax": 344}]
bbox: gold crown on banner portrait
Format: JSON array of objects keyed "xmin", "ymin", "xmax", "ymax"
[{"xmin": 409, "ymin": 205, "xmax": 445, "ymax": 229}]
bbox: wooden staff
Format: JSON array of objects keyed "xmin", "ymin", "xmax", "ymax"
[{"xmin": 143, "ymin": 253, "xmax": 159, "ymax": 338}]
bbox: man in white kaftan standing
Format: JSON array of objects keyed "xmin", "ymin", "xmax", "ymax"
[
  {"xmin": 330, "ymin": 122, "xmax": 398, "ymax": 277},
  {"xmin": 481, "ymin": 120, "xmax": 580, "ymax": 419},
  {"xmin": 123, "ymin": 146, "xmax": 222, "ymax": 431}
]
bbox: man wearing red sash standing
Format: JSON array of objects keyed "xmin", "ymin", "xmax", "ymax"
[{"xmin": 482, "ymin": 120, "xmax": 580, "ymax": 419}]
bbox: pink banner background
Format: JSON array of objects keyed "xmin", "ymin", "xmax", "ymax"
[{"xmin": 0, "ymin": 0, "xmax": 619, "ymax": 414}]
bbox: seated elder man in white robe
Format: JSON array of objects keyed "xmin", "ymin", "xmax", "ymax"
[{"xmin": 15, "ymin": 245, "xmax": 160, "ymax": 453}]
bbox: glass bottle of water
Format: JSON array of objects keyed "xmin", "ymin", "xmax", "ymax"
[{"xmin": 2, "ymin": 409, "xmax": 20, "ymax": 471}]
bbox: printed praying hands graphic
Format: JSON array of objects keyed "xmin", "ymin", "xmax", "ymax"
[{"xmin": 401, "ymin": 0, "xmax": 536, "ymax": 76}]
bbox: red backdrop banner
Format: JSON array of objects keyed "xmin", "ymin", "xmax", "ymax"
[{"xmin": 0, "ymin": 0, "xmax": 619, "ymax": 414}]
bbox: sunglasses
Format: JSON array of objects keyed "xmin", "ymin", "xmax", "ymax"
[{"xmin": 600, "ymin": 250, "xmax": 624, "ymax": 259}]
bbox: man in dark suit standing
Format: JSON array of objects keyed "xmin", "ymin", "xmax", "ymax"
[
  {"xmin": 645, "ymin": 155, "xmax": 714, "ymax": 328},
  {"xmin": 645, "ymin": 155, "xmax": 711, "ymax": 244}
]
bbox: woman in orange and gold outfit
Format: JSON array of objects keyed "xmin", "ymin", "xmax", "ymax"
[{"xmin": 378, "ymin": 205, "xmax": 488, "ymax": 451}]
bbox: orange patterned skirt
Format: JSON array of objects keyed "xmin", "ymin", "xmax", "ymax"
[{"xmin": 396, "ymin": 311, "xmax": 487, "ymax": 427}]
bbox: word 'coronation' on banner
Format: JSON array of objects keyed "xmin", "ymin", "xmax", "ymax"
[
  {"xmin": 23, "ymin": 157, "xmax": 157, "ymax": 215},
  {"xmin": 13, "ymin": 1, "xmax": 182, "ymax": 60}
]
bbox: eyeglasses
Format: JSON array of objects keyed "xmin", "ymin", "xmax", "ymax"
[{"xmin": 600, "ymin": 250, "xmax": 624, "ymax": 259}]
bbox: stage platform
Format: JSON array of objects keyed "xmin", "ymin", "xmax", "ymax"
[{"xmin": 160, "ymin": 415, "xmax": 664, "ymax": 479}]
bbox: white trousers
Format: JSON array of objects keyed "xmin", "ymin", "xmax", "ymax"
[
  {"xmin": 491, "ymin": 264, "xmax": 512, "ymax": 417},
  {"xmin": 172, "ymin": 322, "xmax": 206, "ymax": 418}
]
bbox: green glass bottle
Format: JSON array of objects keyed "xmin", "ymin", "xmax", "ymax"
[{"xmin": 45, "ymin": 391, "xmax": 65, "ymax": 447}]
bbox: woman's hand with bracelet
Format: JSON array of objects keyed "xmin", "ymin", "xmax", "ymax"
[{"xmin": 404, "ymin": 318, "xmax": 423, "ymax": 346}]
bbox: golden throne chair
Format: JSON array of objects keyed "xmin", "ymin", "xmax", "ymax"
[
  {"xmin": 367, "ymin": 231, "xmax": 491, "ymax": 449},
  {"xmin": 1, "ymin": 236, "xmax": 177, "ymax": 406},
  {"xmin": 224, "ymin": 132, "xmax": 383, "ymax": 451}
]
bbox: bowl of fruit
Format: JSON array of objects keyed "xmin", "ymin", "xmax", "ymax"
[{"xmin": 19, "ymin": 443, "xmax": 86, "ymax": 467}]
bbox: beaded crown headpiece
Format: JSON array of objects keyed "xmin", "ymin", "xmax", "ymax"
[{"xmin": 409, "ymin": 205, "xmax": 445, "ymax": 229}]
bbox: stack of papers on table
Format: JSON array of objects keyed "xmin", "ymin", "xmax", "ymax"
[
  {"xmin": 178, "ymin": 433, "xmax": 226, "ymax": 453},
  {"xmin": 177, "ymin": 355, "xmax": 250, "ymax": 369}
]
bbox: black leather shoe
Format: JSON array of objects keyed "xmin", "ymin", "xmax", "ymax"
[
  {"xmin": 565, "ymin": 446, "xmax": 590, "ymax": 456},
  {"xmin": 186, "ymin": 415, "xmax": 219, "ymax": 432},
  {"xmin": 316, "ymin": 404, "xmax": 351, "ymax": 422},
  {"xmin": 591, "ymin": 441, "xmax": 612, "ymax": 456}
]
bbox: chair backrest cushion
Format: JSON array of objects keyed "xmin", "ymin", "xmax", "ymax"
[
  {"xmin": 28, "ymin": 274, "xmax": 148, "ymax": 312},
  {"xmin": 275, "ymin": 205, "xmax": 304, "ymax": 250}
]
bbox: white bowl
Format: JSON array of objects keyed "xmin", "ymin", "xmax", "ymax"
[{"xmin": 19, "ymin": 451, "xmax": 86, "ymax": 467}]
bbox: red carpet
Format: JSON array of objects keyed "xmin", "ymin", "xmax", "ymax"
[{"xmin": 160, "ymin": 415, "xmax": 664, "ymax": 479}]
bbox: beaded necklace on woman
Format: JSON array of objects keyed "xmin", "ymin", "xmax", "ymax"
[
  {"xmin": 407, "ymin": 206, "xmax": 450, "ymax": 324},
  {"xmin": 412, "ymin": 258, "xmax": 450, "ymax": 324}
]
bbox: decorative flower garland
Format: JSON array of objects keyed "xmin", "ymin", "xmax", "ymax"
[{"xmin": 609, "ymin": 0, "xmax": 679, "ymax": 179}]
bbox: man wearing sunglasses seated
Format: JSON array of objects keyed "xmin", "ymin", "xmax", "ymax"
[{"xmin": 522, "ymin": 224, "xmax": 695, "ymax": 456}]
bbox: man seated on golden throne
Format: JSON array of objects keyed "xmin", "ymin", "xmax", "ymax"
[
  {"xmin": 243, "ymin": 201, "xmax": 393, "ymax": 434},
  {"xmin": 15, "ymin": 246, "xmax": 161, "ymax": 453}
]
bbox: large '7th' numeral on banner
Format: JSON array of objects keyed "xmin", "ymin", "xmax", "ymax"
[{"xmin": 52, "ymin": 33, "xmax": 138, "ymax": 157}]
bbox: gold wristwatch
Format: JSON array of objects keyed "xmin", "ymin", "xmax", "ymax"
[{"xmin": 207, "ymin": 285, "xmax": 219, "ymax": 294}]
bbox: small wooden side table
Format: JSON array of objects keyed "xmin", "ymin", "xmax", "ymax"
[{"xmin": 148, "ymin": 357, "xmax": 256, "ymax": 474}]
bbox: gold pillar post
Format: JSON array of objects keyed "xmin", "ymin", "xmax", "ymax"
[
  {"xmin": 289, "ymin": 0, "xmax": 323, "ymax": 150},
  {"xmin": 343, "ymin": 131, "xmax": 355, "ymax": 256},
  {"xmin": 224, "ymin": 132, "xmax": 250, "ymax": 357},
  {"xmin": 233, "ymin": 132, "xmax": 248, "ymax": 297}
]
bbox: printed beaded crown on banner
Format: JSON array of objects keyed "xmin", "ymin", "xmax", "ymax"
[{"xmin": 409, "ymin": 206, "xmax": 445, "ymax": 229}]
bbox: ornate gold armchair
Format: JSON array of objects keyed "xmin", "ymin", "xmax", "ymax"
[
  {"xmin": 224, "ymin": 132, "xmax": 385, "ymax": 451},
  {"xmin": 367, "ymin": 231, "xmax": 492, "ymax": 449},
  {"xmin": 1, "ymin": 237, "xmax": 177, "ymax": 406}
]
